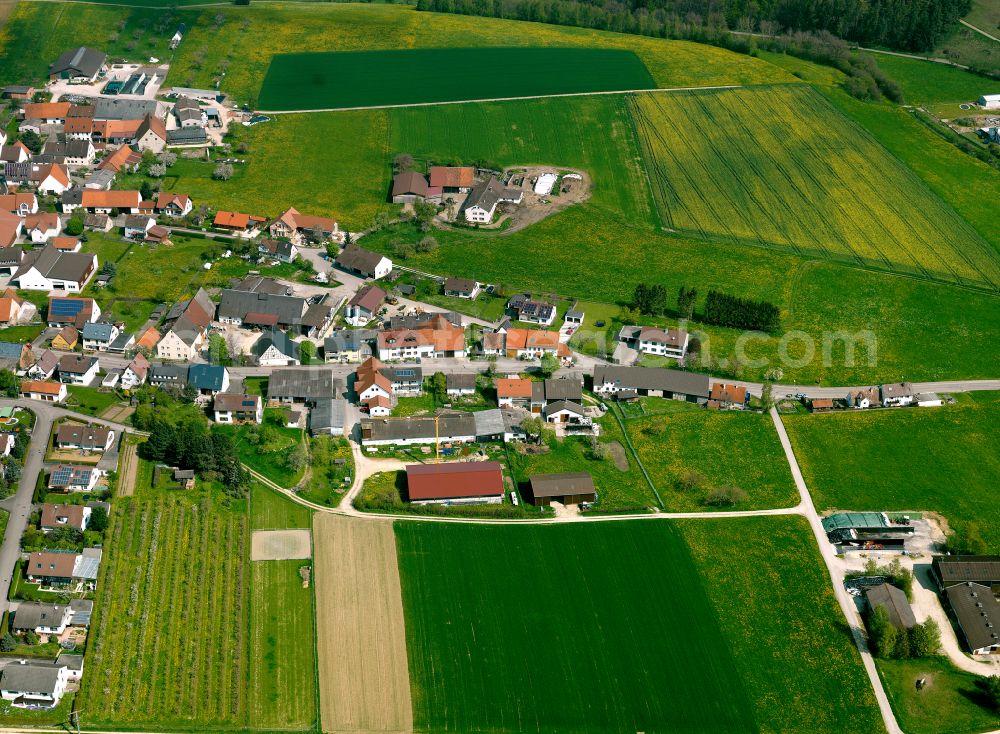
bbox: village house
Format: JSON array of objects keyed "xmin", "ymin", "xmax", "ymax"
[
  {"xmin": 40, "ymin": 503, "xmax": 91, "ymax": 532},
  {"xmin": 213, "ymin": 393, "xmax": 263, "ymax": 424},
  {"xmin": 97, "ymin": 145, "xmax": 141, "ymax": 174},
  {"xmin": 267, "ymin": 369, "xmax": 342, "ymax": 405},
  {"xmin": 501, "ymin": 328, "xmax": 567, "ymax": 360},
  {"xmin": 258, "ymin": 238, "xmax": 298, "ymax": 263},
  {"xmin": 252, "ymin": 328, "xmax": 301, "ymax": 366},
  {"xmin": 268, "ymin": 207, "xmax": 339, "ymax": 245},
  {"xmin": 462, "ymin": 176, "xmax": 522, "ymax": 223},
  {"xmin": 383, "ymin": 365, "xmax": 423, "ymax": 395},
  {"xmin": 0, "ymin": 660, "xmax": 72, "ymax": 709},
  {"xmin": 32, "ymin": 164, "xmax": 72, "ymax": 196},
  {"xmin": 377, "ymin": 315, "xmax": 466, "ymax": 361},
  {"xmin": 344, "ymin": 285, "xmax": 386, "ymax": 327},
  {"xmin": 23, "ymin": 213, "xmax": 61, "ymax": 244},
  {"xmin": 83, "ymin": 212, "xmax": 113, "ymax": 232},
  {"xmin": 26, "ymin": 350, "xmax": 59, "ymax": 381},
  {"xmin": 81, "ymin": 189, "xmax": 141, "ymax": 214},
  {"xmin": 56, "ymin": 354, "xmax": 98, "ymax": 385},
  {"xmin": 618, "ymin": 325, "xmax": 690, "ymax": 360},
  {"xmin": 0, "ymin": 193, "xmax": 38, "ymax": 216},
  {"xmin": 708, "ymin": 383, "xmax": 749, "ymax": 410},
  {"xmin": 133, "ymin": 114, "xmax": 167, "ymax": 153},
  {"xmin": 26, "ymin": 548, "xmax": 101, "ymax": 587},
  {"xmin": 213, "ymin": 210, "xmax": 267, "ymax": 235},
  {"xmin": 880, "ymin": 383, "xmax": 914, "ymax": 407},
  {"xmin": 40, "ymin": 138, "xmax": 95, "ymax": 167},
  {"xmin": 11, "ymin": 602, "xmax": 73, "ymax": 635},
  {"xmin": 55, "ymin": 423, "xmax": 114, "ymax": 452},
  {"xmin": 324, "ymin": 329, "xmax": 376, "ymax": 363},
  {"xmin": 496, "ymin": 377, "xmax": 534, "ymax": 409},
  {"xmin": 335, "ymin": 244, "xmax": 393, "ymax": 280},
  {"xmin": 148, "ymin": 364, "xmax": 188, "ymax": 390},
  {"xmin": 124, "ymin": 215, "xmax": 156, "ymax": 241},
  {"xmin": 443, "ymin": 277, "xmax": 481, "ymax": 300},
  {"xmin": 847, "ymin": 387, "xmax": 880, "ymax": 409},
  {"xmin": 173, "ymin": 96, "xmax": 204, "ymax": 127},
  {"xmin": 121, "ymin": 354, "xmax": 150, "ymax": 390},
  {"xmin": 0, "ymin": 212, "xmax": 21, "ymax": 248},
  {"xmin": 446, "ymin": 373, "xmax": 477, "ymax": 397},
  {"xmin": 135, "ymin": 326, "xmax": 161, "ymax": 352},
  {"xmin": 155, "ymin": 192, "xmax": 192, "ymax": 217},
  {"xmin": 21, "ymin": 380, "xmax": 68, "ymax": 403},
  {"xmin": 355, "ymin": 357, "xmax": 394, "ymax": 413},
  {"xmin": 81, "ymin": 321, "xmax": 120, "ymax": 351},
  {"xmin": 508, "ymin": 294, "xmax": 557, "ymax": 326},
  {"xmin": 157, "ymin": 317, "xmax": 206, "ymax": 361},
  {"xmin": 0, "ymin": 341, "xmax": 30, "ymax": 373},
  {"xmin": 0, "ymin": 140, "xmax": 31, "ymax": 164},
  {"xmin": 0, "ymin": 288, "xmax": 30, "ymax": 326},
  {"xmin": 188, "ymin": 364, "xmax": 230, "ymax": 396},
  {"xmin": 49, "ymin": 46, "xmax": 106, "ymax": 82},
  {"xmin": 21, "ymin": 102, "xmax": 72, "ymax": 124},
  {"xmin": 51, "ymin": 237, "xmax": 82, "ymax": 253},
  {"xmin": 47, "ymin": 296, "xmax": 100, "ymax": 329}
]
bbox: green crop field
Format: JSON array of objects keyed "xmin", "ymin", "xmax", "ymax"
[
  {"xmin": 260, "ymin": 48, "xmax": 656, "ymax": 110},
  {"xmin": 869, "ymin": 55, "xmax": 1000, "ymax": 105},
  {"xmin": 250, "ymin": 560, "xmax": 317, "ymax": 730},
  {"xmin": 395, "ymin": 521, "xmax": 756, "ymax": 733},
  {"xmin": 396, "ymin": 518, "xmax": 883, "ymax": 732},
  {"xmin": 390, "ymin": 94, "xmax": 656, "ymax": 223},
  {"xmin": 679, "ymin": 516, "xmax": 884, "ymax": 732},
  {"xmin": 632, "ymin": 85, "xmax": 1000, "ymax": 290},
  {"xmin": 784, "ymin": 391, "xmax": 1000, "ymax": 548},
  {"xmin": 80, "ymin": 482, "xmax": 249, "ymax": 728},
  {"xmin": 251, "ymin": 483, "xmax": 312, "ymax": 530},
  {"xmin": 621, "ymin": 408, "xmax": 799, "ymax": 511}
]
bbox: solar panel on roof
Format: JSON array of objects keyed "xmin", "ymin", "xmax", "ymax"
[
  {"xmin": 51, "ymin": 300, "xmax": 84, "ymax": 315},
  {"xmin": 396, "ymin": 369, "xmax": 415, "ymax": 377},
  {"xmin": 50, "ymin": 467, "xmax": 76, "ymax": 484}
]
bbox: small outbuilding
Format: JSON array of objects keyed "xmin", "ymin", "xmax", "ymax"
[
  {"xmin": 865, "ymin": 583, "xmax": 916, "ymax": 630},
  {"xmin": 527, "ymin": 472, "xmax": 596, "ymax": 506}
]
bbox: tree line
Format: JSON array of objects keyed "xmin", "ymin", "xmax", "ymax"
[
  {"xmin": 630, "ymin": 282, "xmax": 780, "ymax": 333},
  {"xmin": 416, "ymin": 0, "xmax": 968, "ymax": 52}
]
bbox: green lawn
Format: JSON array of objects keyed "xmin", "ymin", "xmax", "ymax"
[
  {"xmin": 390, "ymin": 92, "xmax": 657, "ymax": 223},
  {"xmin": 679, "ymin": 515, "xmax": 885, "ymax": 733},
  {"xmin": 0, "ymin": 323, "xmax": 42, "ymax": 344},
  {"xmin": 297, "ymin": 436, "xmax": 353, "ymax": 507},
  {"xmin": 260, "ymin": 48, "xmax": 656, "ymax": 110},
  {"xmin": 784, "ymin": 392, "xmax": 1000, "ymax": 548},
  {"xmin": 396, "ymin": 519, "xmax": 883, "ymax": 732},
  {"xmin": 216, "ymin": 410, "xmax": 306, "ymax": 489},
  {"xmin": 622, "ymin": 409, "xmax": 799, "ymax": 511},
  {"xmin": 251, "ymin": 482, "xmax": 312, "ymax": 530},
  {"xmin": 632, "ymin": 85, "xmax": 1000, "ymax": 290},
  {"xmin": 79, "ymin": 483, "xmax": 249, "ymax": 727},
  {"xmin": 65, "ymin": 386, "xmax": 122, "ymax": 417},
  {"xmin": 877, "ymin": 656, "xmax": 1000, "ymax": 734},
  {"xmin": 249, "ymin": 560, "xmax": 317, "ymax": 730}
]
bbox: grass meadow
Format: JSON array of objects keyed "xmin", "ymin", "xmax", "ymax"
[
  {"xmin": 260, "ymin": 47, "xmax": 656, "ymax": 110},
  {"xmin": 251, "ymin": 483, "xmax": 312, "ymax": 530},
  {"xmin": 679, "ymin": 516, "xmax": 884, "ymax": 732},
  {"xmin": 622, "ymin": 407, "xmax": 799, "ymax": 511},
  {"xmin": 389, "ymin": 93, "xmax": 657, "ymax": 224},
  {"xmin": 215, "ymin": 410, "xmax": 307, "ymax": 489},
  {"xmin": 250, "ymin": 560, "xmax": 318, "ymax": 730},
  {"xmin": 878, "ymin": 656, "xmax": 1000, "ymax": 734},
  {"xmin": 395, "ymin": 521, "xmax": 757, "ymax": 733},
  {"xmin": 869, "ymin": 54, "xmax": 1000, "ymax": 105},
  {"xmin": 79, "ymin": 479, "xmax": 249, "ymax": 728},
  {"xmin": 784, "ymin": 391, "xmax": 1000, "ymax": 548},
  {"xmin": 632, "ymin": 85, "xmax": 1000, "ymax": 290}
]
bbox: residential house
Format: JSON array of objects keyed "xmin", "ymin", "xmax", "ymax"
[
  {"xmin": 46, "ymin": 465, "xmax": 99, "ymax": 492},
  {"xmin": 56, "ymin": 354, "xmax": 98, "ymax": 385},
  {"xmin": 26, "ymin": 548, "xmax": 101, "ymax": 586},
  {"xmin": 133, "ymin": 114, "xmax": 167, "ymax": 153},
  {"xmin": 252, "ymin": 328, "xmax": 301, "ymax": 366},
  {"xmin": 708, "ymin": 383, "xmax": 749, "ymax": 410},
  {"xmin": 121, "ymin": 354, "xmax": 150, "ymax": 389},
  {"xmin": 21, "ymin": 102, "xmax": 72, "ymax": 124},
  {"xmin": 40, "ymin": 504, "xmax": 91, "ymax": 532},
  {"xmin": 502, "ymin": 328, "xmax": 567, "ymax": 360},
  {"xmin": 49, "ymin": 46, "xmax": 106, "ymax": 82},
  {"xmin": 268, "ymin": 207, "xmax": 339, "ymax": 245},
  {"xmin": 334, "ymin": 244, "xmax": 392, "ymax": 280},
  {"xmin": 40, "ymin": 139, "xmax": 94, "ymax": 167},
  {"xmin": 83, "ymin": 212, "xmax": 112, "ymax": 232},
  {"xmin": 11, "ymin": 602, "xmax": 72, "ymax": 635},
  {"xmin": 880, "ymin": 383, "xmax": 914, "ymax": 407},
  {"xmin": 51, "ymin": 237, "xmax": 81, "ymax": 253},
  {"xmin": 51, "ymin": 327, "xmax": 79, "ymax": 351},
  {"xmin": 428, "ymin": 166, "xmax": 474, "ymax": 193},
  {"xmin": 592, "ymin": 365, "xmax": 711, "ymax": 404},
  {"xmin": 0, "ymin": 247, "xmax": 23, "ymax": 274},
  {"xmin": 383, "ymin": 365, "xmax": 423, "ymax": 395},
  {"xmin": 213, "ymin": 210, "xmax": 267, "ymax": 234},
  {"xmin": 47, "ymin": 297, "xmax": 99, "ymax": 328},
  {"xmin": 0, "ymin": 141, "xmax": 31, "ymax": 164},
  {"xmin": 187, "ymin": 364, "xmax": 230, "ymax": 396},
  {"xmin": 496, "ymin": 377, "xmax": 533, "ymax": 408},
  {"xmin": 344, "ymin": 285, "xmax": 386, "ymax": 327},
  {"xmin": 0, "ymin": 661, "xmax": 71, "ymax": 709},
  {"xmin": 257, "ymin": 238, "xmax": 298, "ymax": 263},
  {"xmin": 81, "ymin": 321, "xmax": 120, "ymax": 351},
  {"xmin": 26, "ymin": 350, "xmax": 59, "ymax": 381},
  {"xmin": 377, "ymin": 317, "xmax": 467, "ymax": 361},
  {"xmin": 123, "ymin": 215, "xmax": 156, "ymax": 240},
  {"xmin": 443, "ymin": 277, "xmax": 480, "ymax": 300},
  {"xmin": 20, "ymin": 380, "xmax": 67, "ymax": 403},
  {"xmin": 155, "ymin": 192, "xmax": 192, "ymax": 217},
  {"xmin": 23, "ymin": 213, "xmax": 61, "ymax": 244},
  {"xmin": 55, "ymin": 424, "xmax": 114, "ymax": 451},
  {"xmin": 0, "ymin": 193, "xmax": 38, "ymax": 216},
  {"xmin": 0, "ymin": 288, "xmax": 28, "ymax": 326},
  {"xmin": 97, "ymin": 145, "xmax": 141, "ymax": 174},
  {"xmin": 309, "ymin": 397, "xmax": 347, "ymax": 436},
  {"xmin": 355, "ymin": 357, "xmax": 394, "ymax": 410},
  {"xmin": 173, "ymin": 96, "xmax": 204, "ymax": 128},
  {"xmin": 462, "ymin": 176, "xmax": 522, "ymax": 223},
  {"xmin": 11, "ymin": 246, "xmax": 96, "ymax": 292},
  {"xmin": 148, "ymin": 364, "xmax": 188, "ymax": 390},
  {"xmin": 847, "ymin": 387, "xmax": 880, "ymax": 409},
  {"xmin": 324, "ymin": 329, "xmax": 376, "ymax": 363},
  {"xmin": 156, "ymin": 319, "xmax": 205, "ymax": 361},
  {"xmin": 0, "ymin": 212, "xmax": 21, "ymax": 248},
  {"xmin": 31, "ymin": 164, "xmax": 71, "ymax": 196},
  {"xmin": 81, "ymin": 189, "xmax": 141, "ymax": 214},
  {"xmin": 617, "ymin": 325, "xmax": 690, "ymax": 360},
  {"xmin": 213, "ymin": 393, "xmax": 263, "ymax": 424},
  {"xmin": 508, "ymin": 294, "xmax": 556, "ymax": 326},
  {"xmin": 134, "ymin": 327, "xmax": 160, "ymax": 352},
  {"xmin": 446, "ymin": 372, "xmax": 476, "ymax": 397}
]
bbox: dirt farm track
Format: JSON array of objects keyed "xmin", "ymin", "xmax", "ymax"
[{"xmin": 313, "ymin": 515, "xmax": 412, "ymax": 734}]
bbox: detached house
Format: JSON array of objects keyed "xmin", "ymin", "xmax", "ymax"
[
  {"xmin": 47, "ymin": 464, "xmax": 100, "ymax": 492},
  {"xmin": 57, "ymin": 354, "xmax": 98, "ymax": 385},
  {"xmin": 155, "ymin": 192, "xmax": 192, "ymax": 217},
  {"xmin": 462, "ymin": 176, "xmax": 522, "ymax": 223},
  {"xmin": 443, "ymin": 277, "xmax": 480, "ymax": 300},
  {"xmin": 252, "ymin": 328, "xmax": 301, "ymax": 366},
  {"xmin": 55, "ymin": 424, "xmax": 114, "ymax": 451},
  {"xmin": 708, "ymin": 383, "xmax": 749, "ymax": 410},
  {"xmin": 344, "ymin": 285, "xmax": 386, "ymax": 327},
  {"xmin": 880, "ymin": 383, "xmax": 914, "ymax": 407},
  {"xmin": 502, "ymin": 328, "xmax": 567, "ymax": 360},
  {"xmin": 376, "ymin": 317, "xmax": 467, "ymax": 361},
  {"xmin": 47, "ymin": 296, "xmax": 100, "ymax": 328},
  {"xmin": 121, "ymin": 354, "xmax": 150, "ymax": 389},
  {"xmin": 496, "ymin": 377, "xmax": 533, "ymax": 408},
  {"xmin": 508, "ymin": 294, "xmax": 556, "ymax": 326},
  {"xmin": 0, "ymin": 661, "xmax": 71, "ymax": 710},
  {"xmin": 10, "ymin": 246, "xmax": 97, "ymax": 292},
  {"xmin": 32, "ymin": 164, "xmax": 71, "ymax": 196},
  {"xmin": 268, "ymin": 207, "xmax": 339, "ymax": 245},
  {"xmin": 23, "ymin": 213, "xmax": 61, "ymax": 244},
  {"xmin": 213, "ymin": 210, "xmax": 267, "ymax": 235},
  {"xmin": 40, "ymin": 503, "xmax": 91, "ymax": 532},
  {"xmin": 619, "ymin": 325, "xmax": 689, "ymax": 360},
  {"xmin": 258, "ymin": 238, "xmax": 298, "ymax": 263},
  {"xmin": 0, "ymin": 193, "xmax": 38, "ymax": 216},
  {"xmin": 188, "ymin": 364, "xmax": 230, "ymax": 396},
  {"xmin": 324, "ymin": 329, "xmax": 375, "ymax": 363},
  {"xmin": 81, "ymin": 321, "xmax": 120, "ymax": 351},
  {"xmin": 21, "ymin": 380, "xmax": 67, "ymax": 403},
  {"xmin": 335, "ymin": 244, "xmax": 392, "ymax": 280},
  {"xmin": 11, "ymin": 602, "xmax": 73, "ymax": 635},
  {"xmin": 213, "ymin": 393, "xmax": 263, "ymax": 424}
]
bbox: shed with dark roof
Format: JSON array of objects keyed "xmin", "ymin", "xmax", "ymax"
[{"xmin": 527, "ymin": 472, "xmax": 596, "ymax": 506}]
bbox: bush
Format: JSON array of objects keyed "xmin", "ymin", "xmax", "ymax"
[
  {"xmin": 703, "ymin": 485, "xmax": 747, "ymax": 506},
  {"xmin": 212, "ymin": 162, "xmax": 234, "ymax": 180}
]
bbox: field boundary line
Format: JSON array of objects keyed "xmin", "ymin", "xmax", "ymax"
[
  {"xmin": 606, "ymin": 402, "xmax": 663, "ymax": 509},
  {"xmin": 959, "ymin": 18, "xmax": 1000, "ymax": 43},
  {"xmin": 256, "ymin": 84, "xmax": 745, "ymax": 115}
]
